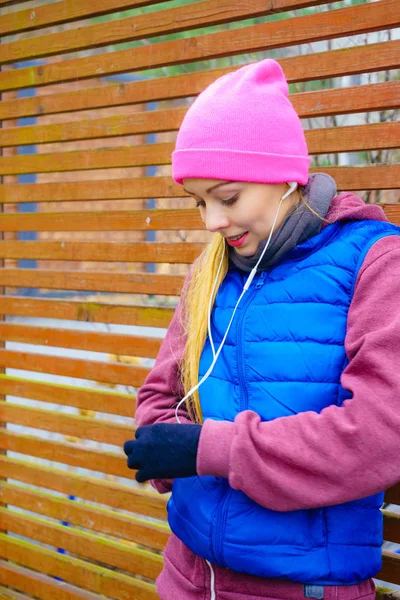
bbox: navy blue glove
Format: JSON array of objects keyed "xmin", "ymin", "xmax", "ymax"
[{"xmin": 123, "ymin": 423, "xmax": 201, "ymax": 483}]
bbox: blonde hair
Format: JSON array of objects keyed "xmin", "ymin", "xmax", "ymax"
[{"xmin": 180, "ymin": 188, "xmax": 322, "ymax": 423}]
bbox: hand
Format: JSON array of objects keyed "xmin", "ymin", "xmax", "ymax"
[{"xmin": 123, "ymin": 423, "xmax": 201, "ymax": 483}]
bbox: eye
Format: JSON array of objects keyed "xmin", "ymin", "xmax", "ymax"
[
  {"xmin": 222, "ymin": 194, "xmax": 239, "ymax": 206},
  {"xmin": 195, "ymin": 200, "xmax": 205, "ymax": 208}
]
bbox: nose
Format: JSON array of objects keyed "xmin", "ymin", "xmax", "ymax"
[{"xmin": 204, "ymin": 206, "xmax": 230, "ymax": 233}]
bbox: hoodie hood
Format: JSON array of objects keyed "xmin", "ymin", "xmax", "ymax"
[{"xmin": 324, "ymin": 191, "xmax": 389, "ymax": 226}]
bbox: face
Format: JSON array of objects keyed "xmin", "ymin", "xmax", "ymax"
[{"xmin": 183, "ymin": 178, "xmax": 298, "ymax": 257}]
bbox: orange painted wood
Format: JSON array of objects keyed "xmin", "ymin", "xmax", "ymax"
[
  {"xmin": 378, "ymin": 551, "xmax": 400, "ymax": 585},
  {"xmin": 383, "ymin": 511, "xmax": 400, "ymax": 544},
  {"xmin": 0, "ymin": 375, "xmax": 135, "ymax": 416},
  {"xmin": 0, "ymin": 430, "xmax": 128, "ymax": 478},
  {"xmin": 0, "ymin": 208, "xmax": 200, "ymax": 231},
  {"xmin": 0, "ymin": 585, "xmax": 33, "ymax": 600},
  {"xmin": 0, "ymin": 484, "xmax": 169, "ymax": 550},
  {"xmin": 0, "ymin": 0, "xmax": 329, "ymax": 64},
  {"xmin": 2, "ymin": 82, "xmax": 399, "ymax": 148},
  {"xmin": 0, "ymin": 401, "xmax": 134, "ymax": 446},
  {"xmin": 0, "ymin": 1, "xmax": 398, "ymax": 92},
  {"xmin": 0, "ymin": 509, "xmax": 163, "ymax": 581},
  {"xmin": 0, "ymin": 349, "xmax": 150, "ymax": 386},
  {"xmin": 0, "ymin": 107, "xmax": 187, "ymax": 147},
  {"xmin": 0, "ymin": 177, "xmax": 184, "ymax": 202},
  {"xmin": 292, "ymin": 81, "xmax": 400, "ymax": 119},
  {"xmin": 381, "ymin": 205, "xmax": 400, "ymax": 227},
  {"xmin": 306, "ymin": 122, "xmax": 399, "ymax": 154},
  {"xmin": 0, "ymin": 535, "xmax": 159, "ymax": 600},
  {"xmin": 0, "ymin": 241, "xmax": 204, "ymax": 263},
  {"xmin": 0, "ymin": 322, "xmax": 163, "ymax": 357},
  {"xmin": 0, "ymin": 269, "xmax": 185, "ymax": 296},
  {"xmin": 319, "ymin": 166, "xmax": 400, "ymax": 191},
  {"xmin": 0, "ymin": 296, "xmax": 174, "ymax": 327},
  {"xmin": 0, "ymin": 41, "xmax": 397, "ymax": 122},
  {"xmin": 0, "ymin": 559, "xmax": 120, "ymax": 600},
  {"xmin": 0, "ymin": 166, "xmax": 398, "ymax": 206},
  {"xmin": 0, "ymin": 0, "xmax": 162, "ymax": 36},
  {"xmin": 0, "ymin": 142, "xmax": 174, "ymax": 175},
  {"xmin": 0, "ymin": 456, "xmax": 167, "ymax": 519},
  {"xmin": 386, "ymin": 483, "xmax": 400, "ymax": 505},
  {"xmin": 0, "ymin": 123, "xmax": 397, "ymax": 175}
]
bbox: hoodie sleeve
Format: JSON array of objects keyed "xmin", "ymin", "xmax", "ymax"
[
  {"xmin": 197, "ymin": 235, "xmax": 400, "ymax": 511},
  {"xmin": 135, "ymin": 285, "xmax": 193, "ymax": 493}
]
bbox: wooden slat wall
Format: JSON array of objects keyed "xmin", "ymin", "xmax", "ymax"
[{"xmin": 0, "ymin": 1, "xmax": 398, "ymax": 599}]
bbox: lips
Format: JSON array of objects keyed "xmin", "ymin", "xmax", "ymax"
[{"xmin": 226, "ymin": 232, "xmax": 249, "ymax": 247}]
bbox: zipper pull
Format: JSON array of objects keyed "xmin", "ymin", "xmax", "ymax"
[{"xmin": 255, "ymin": 271, "xmax": 266, "ymax": 289}]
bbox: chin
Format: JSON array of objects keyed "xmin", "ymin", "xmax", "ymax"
[{"xmin": 236, "ymin": 248, "xmax": 257, "ymax": 257}]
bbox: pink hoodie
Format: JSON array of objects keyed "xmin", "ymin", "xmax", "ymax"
[{"xmin": 135, "ymin": 193, "xmax": 400, "ymax": 600}]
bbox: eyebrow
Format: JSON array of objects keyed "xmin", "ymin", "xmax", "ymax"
[{"xmin": 183, "ymin": 181, "xmax": 232, "ymax": 196}]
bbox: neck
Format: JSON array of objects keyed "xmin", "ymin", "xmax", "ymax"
[{"xmin": 229, "ymin": 173, "xmax": 337, "ymax": 273}]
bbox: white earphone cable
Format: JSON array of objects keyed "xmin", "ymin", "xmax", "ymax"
[{"xmin": 175, "ymin": 183, "xmax": 297, "ymax": 423}]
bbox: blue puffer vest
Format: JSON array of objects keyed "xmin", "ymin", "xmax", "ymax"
[{"xmin": 167, "ymin": 220, "xmax": 400, "ymax": 584}]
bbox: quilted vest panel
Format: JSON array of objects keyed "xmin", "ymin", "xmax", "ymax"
[{"xmin": 167, "ymin": 220, "xmax": 400, "ymax": 584}]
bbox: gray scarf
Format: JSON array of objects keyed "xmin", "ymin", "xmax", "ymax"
[{"xmin": 229, "ymin": 173, "xmax": 337, "ymax": 273}]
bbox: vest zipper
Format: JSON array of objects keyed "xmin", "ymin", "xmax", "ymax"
[
  {"xmin": 210, "ymin": 271, "xmax": 266, "ymax": 567},
  {"xmin": 211, "ymin": 479, "xmax": 230, "ymax": 565},
  {"xmin": 238, "ymin": 270, "xmax": 266, "ymax": 412}
]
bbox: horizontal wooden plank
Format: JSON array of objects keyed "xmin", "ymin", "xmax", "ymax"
[
  {"xmin": 0, "ymin": 176, "xmax": 184, "ymax": 202},
  {"xmin": 0, "ymin": 269, "xmax": 185, "ymax": 296},
  {"xmin": 0, "ymin": 297, "xmax": 174, "ymax": 327},
  {"xmin": 0, "ymin": 348, "xmax": 151, "ymax": 386},
  {"xmin": 0, "ymin": 455, "xmax": 168, "ymax": 519},
  {"xmin": 378, "ymin": 551, "xmax": 400, "ymax": 586},
  {"xmin": 0, "ymin": 166, "xmax": 398, "ymax": 206},
  {"xmin": 0, "ymin": 241, "xmax": 203, "ymax": 263},
  {"xmin": 2, "ymin": 82, "xmax": 399, "ymax": 148},
  {"xmin": 0, "ymin": 585, "xmax": 33, "ymax": 600},
  {"xmin": 0, "ymin": 509, "xmax": 164, "ymax": 581},
  {"xmin": 0, "ymin": 142, "xmax": 174, "ymax": 175},
  {"xmin": 0, "ymin": 430, "xmax": 128, "ymax": 478},
  {"xmin": 0, "ymin": 375, "xmax": 135, "ymax": 416},
  {"xmin": 0, "ymin": 123, "xmax": 397, "ymax": 175},
  {"xmin": 381, "ymin": 205, "xmax": 400, "ymax": 227},
  {"xmin": 0, "ymin": 483, "xmax": 169, "ymax": 551},
  {"xmin": 1, "ymin": 40, "xmax": 398, "ymax": 122},
  {"xmin": 386, "ymin": 483, "xmax": 400, "ymax": 505},
  {"xmin": 0, "ymin": 106, "xmax": 187, "ymax": 148},
  {"xmin": 0, "ymin": 322, "xmax": 163, "ymax": 358},
  {"xmin": 0, "ymin": 0, "xmax": 163, "ymax": 37},
  {"xmin": 320, "ymin": 166, "xmax": 400, "ymax": 191},
  {"xmin": 0, "ymin": 0, "xmax": 329, "ymax": 64},
  {"xmin": 306, "ymin": 122, "xmax": 399, "ymax": 154},
  {"xmin": 0, "ymin": 559, "xmax": 112, "ymax": 600},
  {"xmin": 0, "ymin": 0, "xmax": 398, "ymax": 92},
  {"xmin": 0, "ymin": 401, "xmax": 135, "ymax": 446},
  {"xmin": 0, "ymin": 375, "xmax": 135, "ymax": 417},
  {"xmin": 294, "ymin": 81, "xmax": 400, "ymax": 119},
  {"xmin": 0, "ymin": 535, "xmax": 159, "ymax": 600},
  {"xmin": 383, "ymin": 510, "xmax": 400, "ymax": 544},
  {"xmin": 0, "ymin": 208, "xmax": 201, "ymax": 231}
]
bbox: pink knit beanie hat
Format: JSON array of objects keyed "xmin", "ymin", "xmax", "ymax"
[{"xmin": 172, "ymin": 59, "xmax": 310, "ymax": 186}]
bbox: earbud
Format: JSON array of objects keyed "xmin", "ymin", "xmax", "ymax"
[{"xmin": 281, "ymin": 182, "xmax": 298, "ymax": 201}]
